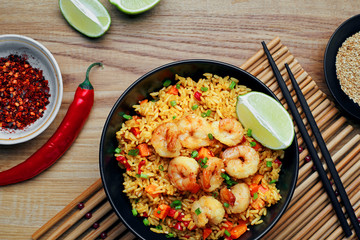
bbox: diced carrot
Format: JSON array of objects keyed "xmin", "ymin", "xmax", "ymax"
[
  {"xmin": 145, "ymin": 184, "xmax": 160, "ymax": 198},
  {"xmin": 130, "ymin": 127, "xmax": 141, "ymax": 137},
  {"xmin": 153, "ymin": 204, "xmax": 171, "ymax": 219},
  {"xmin": 166, "ymin": 85, "xmax": 179, "ymax": 95},
  {"xmin": 203, "ymin": 228, "xmax": 212, "ymax": 239},
  {"xmin": 196, "ymin": 147, "xmax": 214, "ymax": 160},
  {"xmin": 137, "ymin": 143, "xmax": 151, "ymax": 157},
  {"xmin": 249, "ymin": 183, "xmax": 260, "ymax": 197},
  {"xmin": 251, "ymin": 198, "xmax": 265, "ymax": 210},
  {"xmin": 230, "ymin": 222, "xmax": 247, "ymax": 239},
  {"xmin": 140, "ymin": 99, "xmax": 148, "ymax": 105},
  {"xmin": 252, "ymin": 174, "xmax": 263, "ymax": 184}
]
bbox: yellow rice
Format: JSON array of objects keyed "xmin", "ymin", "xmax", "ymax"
[{"xmin": 114, "ymin": 73, "xmax": 283, "ymax": 240}]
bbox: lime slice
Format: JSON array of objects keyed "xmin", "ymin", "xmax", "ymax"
[
  {"xmin": 109, "ymin": 0, "xmax": 161, "ymax": 15},
  {"xmin": 236, "ymin": 91, "xmax": 295, "ymax": 150},
  {"xmin": 59, "ymin": 0, "xmax": 111, "ymax": 38}
]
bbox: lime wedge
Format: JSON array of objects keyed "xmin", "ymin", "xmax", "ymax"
[
  {"xmin": 109, "ymin": 0, "xmax": 161, "ymax": 15},
  {"xmin": 59, "ymin": 0, "xmax": 111, "ymax": 38},
  {"xmin": 236, "ymin": 91, "xmax": 295, "ymax": 150}
]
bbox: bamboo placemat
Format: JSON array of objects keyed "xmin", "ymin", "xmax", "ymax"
[{"xmin": 32, "ymin": 37, "xmax": 360, "ymax": 240}]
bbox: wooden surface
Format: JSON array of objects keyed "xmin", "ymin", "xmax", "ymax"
[{"xmin": 0, "ymin": 1, "xmax": 359, "ymax": 239}]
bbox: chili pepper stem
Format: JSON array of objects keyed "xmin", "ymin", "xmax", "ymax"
[{"xmin": 79, "ymin": 62, "xmax": 103, "ymax": 90}]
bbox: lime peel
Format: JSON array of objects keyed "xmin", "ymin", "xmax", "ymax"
[
  {"xmin": 109, "ymin": 0, "xmax": 161, "ymax": 15},
  {"xmin": 59, "ymin": 0, "xmax": 111, "ymax": 38},
  {"xmin": 236, "ymin": 91, "xmax": 295, "ymax": 150}
]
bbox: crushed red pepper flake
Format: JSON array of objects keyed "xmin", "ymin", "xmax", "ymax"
[{"xmin": 0, "ymin": 54, "xmax": 50, "ymax": 130}]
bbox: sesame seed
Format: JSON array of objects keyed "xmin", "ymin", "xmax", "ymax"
[{"xmin": 336, "ymin": 31, "xmax": 360, "ymax": 106}]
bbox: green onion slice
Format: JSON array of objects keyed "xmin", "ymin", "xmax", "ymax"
[
  {"xmin": 123, "ymin": 114, "xmax": 132, "ymax": 120},
  {"xmin": 159, "ymin": 165, "xmax": 164, "ymax": 171},
  {"xmin": 170, "ymin": 100, "xmax": 177, "ymax": 106},
  {"xmin": 132, "ymin": 208, "xmax": 138, "ymax": 216},
  {"xmin": 229, "ymin": 81, "xmax": 236, "ymax": 89},
  {"xmin": 208, "ymin": 133, "xmax": 214, "ymax": 140},
  {"xmin": 191, "ymin": 150, "xmax": 198, "ymax": 158},
  {"xmin": 201, "ymin": 87, "xmax": 208, "ymax": 92},
  {"xmin": 163, "ymin": 79, "xmax": 171, "ymax": 87},
  {"xmin": 191, "ymin": 104, "xmax": 199, "ymax": 110},
  {"xmin": 128, "ymin": 149, "xmax": 139, "ymax": 156},
  {"xmin": 195, "ymin": 208, "xmax": 201, "ymax": 215},
  {"xmin": 143, "ymin": 218, "xmax": 150, "ymax": 226}
]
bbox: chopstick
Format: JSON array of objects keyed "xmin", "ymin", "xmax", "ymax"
[
  {"xmin": 285, "ymin": 63, "xmax": 360, "ymax": 238},
  {"xmin": 261, "ymin": 41, "xmax": 354, "ymax": 238}
]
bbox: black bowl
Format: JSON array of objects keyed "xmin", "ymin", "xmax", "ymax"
[
  {"xmin": 99, "ymin": 59, "xmax": 299, "ymax": 240},
  {"xmin": 324, "ymin": 14, "xmax": 360, "ymax": 121}
]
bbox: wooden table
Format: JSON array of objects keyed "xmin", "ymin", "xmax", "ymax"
[{"xmin": 1, "ymin": 1, "xmax": 359, "ymax": 239}]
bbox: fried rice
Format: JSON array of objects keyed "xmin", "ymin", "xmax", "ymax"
[{"xmin": 114, "ymin": 73, "xmax": 284, "ymax": 240}]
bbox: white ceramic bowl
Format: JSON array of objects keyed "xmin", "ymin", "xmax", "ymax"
[{"xmin": 0, "ymin": 34, "xmax": 63, "ymax": 145}]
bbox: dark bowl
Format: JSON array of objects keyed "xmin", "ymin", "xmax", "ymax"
[
  {"xmin": 324, "ymin": 14, "xmax": 360, "ymax": 121},
  {"xmin": 99, "ymin": 59, "xmax": 299, "ymax": 240}
]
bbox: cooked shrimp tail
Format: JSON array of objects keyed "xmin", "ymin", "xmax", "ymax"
[
  {"xmin": 220, "ymin": 187, "xmax": 236, "ymax": 206},
  {"xmin": 220, "ymin": 183, "xmax": 250, "ymax": 214}
]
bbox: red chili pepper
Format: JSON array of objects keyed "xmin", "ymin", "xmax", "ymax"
[
  {"xmin": 176, "ymin": 212, "xmax": 185, "ymax": 221},
  {"xmin": 174, "ymin": 222, "xmax": 183, "ymax": 231},
  {"xmin": 0, "ymin": 63, "xmax": 102, "ymax": 186},
  {"xmin": 168, "ymin": 208, "xmax": 177, "ymax": 218},
  {"xmin": 274, "ymin": 159, "xmax": 282, "ymax": 165},
  {"xmin": 130, "ymin": 127, "xmax": 141, "ymax": 137},
  {"xmin": 194, "ymin": 91, "xmax": 202, "ymax": 101},
  {"xmin": 183, "ymin": 221, "xmax": 190, "ymax": 227},
  {"xmin": 116, "ymin": 156, "xmax": 131, "ymax": 171},
  {"xmin": 138, "ymin": 160, "xmax": 146, "ymax": 174}
]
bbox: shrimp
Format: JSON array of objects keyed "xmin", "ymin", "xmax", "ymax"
[
  {"xmin": 191, "ymin": 196, "xmax": 225, "ymax": 228},
  {"xmin": 211, "ymin": 118, "xmax": 244, "ymax": 146},
  {"xmin": 222, "ymin": 145, "xmax": 260, "ymax": 179},
  {"xmin": 168, "ymin": 156, "xmax": 200, "ymax": 193},
  {"xmin": 199, "ymin": 157, "xmax": 224, "ymax": 192},
  {"xmin": 220, "ymin": 183, "xmax": 250, "ymax": 214},
  {"xmin": 177, "ymin": 114, "xmax": 213, "ymax": 149},
  {"xmin": 151, "ymin": 122, "xmax": 182, "ymax": 158}
]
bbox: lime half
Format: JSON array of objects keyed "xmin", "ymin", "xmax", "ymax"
[
  {"xmin": 236, "ymin": 91, "xmax": 295, "ymax": 150},
  {"xmin": 59, "ymin": 0, "xmax": 111, "ymax": 38},
  {"xmin": 109, "ymin": 0, "xmax": 161, "ymax": 15}
]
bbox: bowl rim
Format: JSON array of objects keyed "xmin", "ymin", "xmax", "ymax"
[
  {"xmin": 0, "ymin": 34, "xmax": 63, "ymax": 145},
  {"xmin": 99, "ymin": 59, "xmax": 299, "ymax": 240},
  {"xmin": 323, "ymin": 14, "xmax": 360, "ymax": 121}
]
